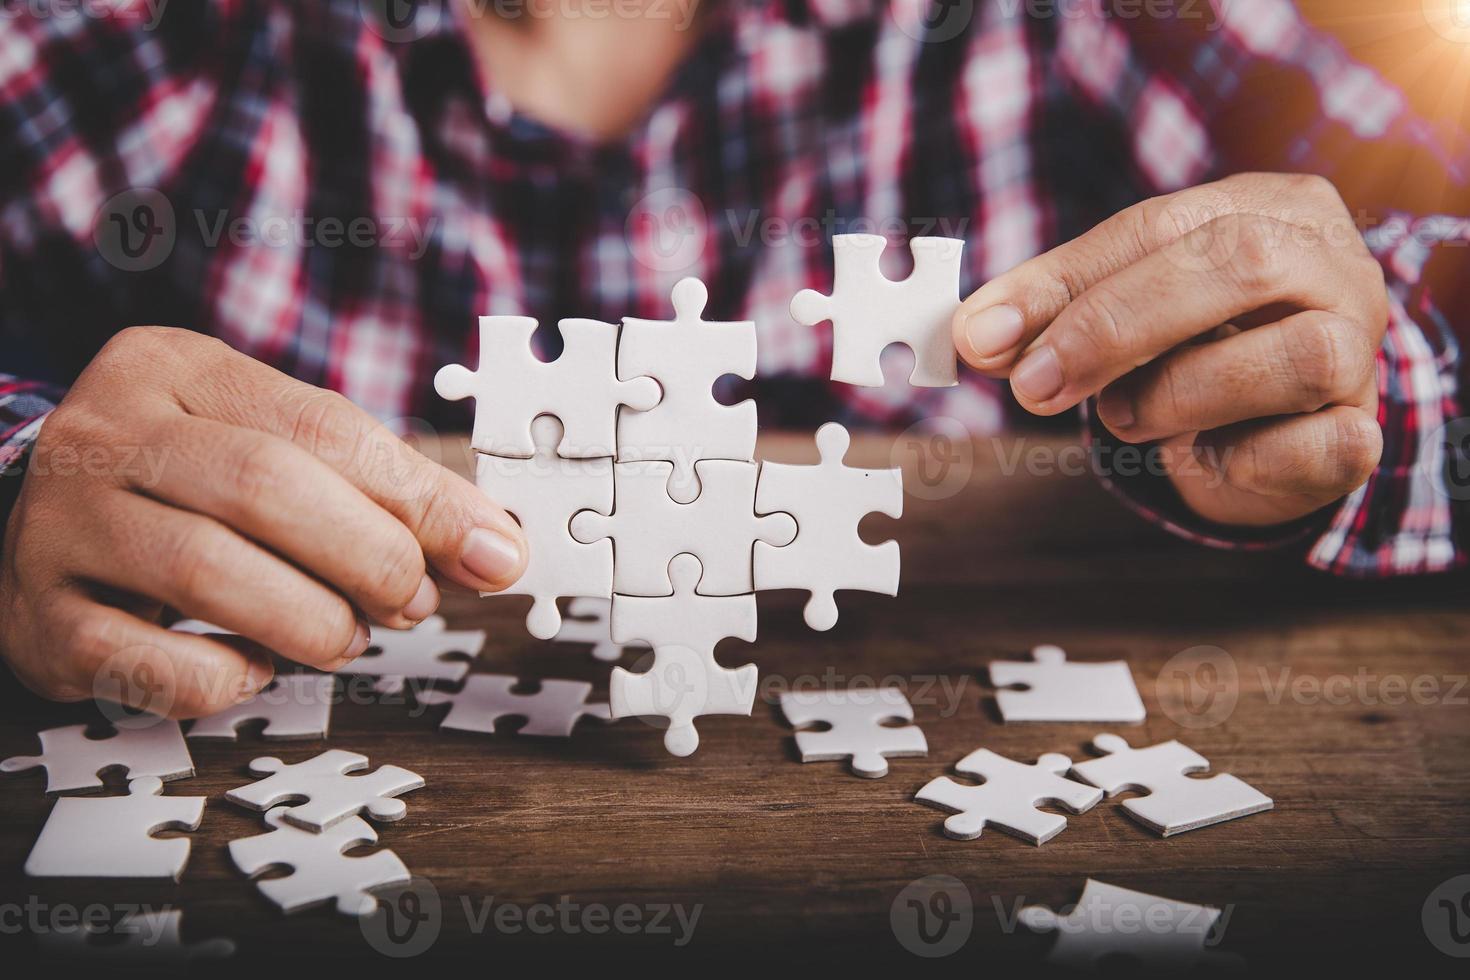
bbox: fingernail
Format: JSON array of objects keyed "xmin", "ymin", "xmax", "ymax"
[
  {"xmin": 343, "ymin": 619, "xmax": 371, "ymax": 661},
  {"xmin": 964, "ymin": 305, "xmax": 1026, "ymax": 359},
  {"xmin": 244, "ymin": 661, "xmax": 275, "ymax": 697},
  {"xmin": 461, "ymin": 527, "xmax": 525, "ymax": 588},
  {"xmin": 1098, "ymin": 389, "xmax": 1136, "ymax": 430},
  {"xmin": 1012, "ymin": 346, "xmax": 1064, "ymax": 404},
  {"xmin": 403, "ymin": 575, "xmax": 440, "ymax": 623}
]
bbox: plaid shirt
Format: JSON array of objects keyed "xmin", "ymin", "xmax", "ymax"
[{"xmin": 0, "ymin": 0, "xmax": 1465, "ymax": 576}]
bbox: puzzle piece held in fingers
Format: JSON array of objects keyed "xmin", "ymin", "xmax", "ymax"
[{"xmin": 225, "ymin": 749, "xmax": 424, "ymax": 832}]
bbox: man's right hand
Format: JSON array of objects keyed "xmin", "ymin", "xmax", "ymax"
[{"xmin": 0, "ymin": 327, "xmax": 527, "ymax": 719}]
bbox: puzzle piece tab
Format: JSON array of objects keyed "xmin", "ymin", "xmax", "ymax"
[
  {"xmin": 340, "ymin": 615, "xmax": 485, "ymax": 695},
  {"xmin": 435, "ymin": 314, "xmax": 659, "ymax": 458},
  {"xmin": 1070, "ymin": 733, "xmax": 1272, "ymax": 837},
  {"xmin": 480, "ymin": 417, "xmax": 614, "ymax": 638},
  {"xmin": 790, "ymin": 234, "xmax": 962, "ymax": 387},
  {"xmin": 25, "ymin": 776, "xmax": 205, "ymax": 879},
  {"xmin": 779, "ymin": 687, "xmax": 927, "ymax": 778},
  {"xmin": 419, "ymin": 675, "xmax": 612, "ymax": 736},
  {"xmin": 753, "ymin": 422, "xmax": 902, "ymax": 630},
  {"xmin": 990, "ymin": 645, "xmax": 1146, "ymax": 724},
  {"xmin": 2, "ymin": 721, "xmax": 194, "ymax": 793},
  {"xmin": 187, "ymin": 673, "xmax": 334, "ymax": 740},
  {"xmin": 914, "ymin": 748, "xmax": 1102, "ymax": 844},
  {"xmin": 225, "ymin": 749, "xmax": 424, "ymax": 833},
  {"xmin": 608, "ymin": 554, "xmax": 759, "ymax": 756},
  {"xmin": 556, "ymin": 597, "xmax": 651, "ymax": 662},
  {"xmin": 230, "ymin": 806, "xmax": 410, "ymax": 917},
  {"xmin": 617, "ymin": 277, "xmax": 757, "ymax": 502},
  {"xmin": 1021, "ymin": 879, "xmax": 1243, "ymax": 972},
  {"xmin": 571, "ymin": 459, "xmax": 794, "ymax": 597}
]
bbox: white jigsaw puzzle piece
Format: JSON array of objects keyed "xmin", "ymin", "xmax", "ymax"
[
  {"xmin": 479, "ymin": 417, "xmax": 614, "ymax": 638},
  {"xmin": 608, "ymin": 554, "xmax": 759, "ymax": 756},
  {"xmin": 225, "ymin": 748, "xmax": 424, "ymax": 833},
  {"xmin": 418, "ymin": 674, "xmax": 612, "ymax": 737},
  {"xmin": 187, "ymin": 674, "xmax": 334, "ymax": 740},
  {"xmin": 1021, "ymin": 879, "xmax": 1243, "ymax": 972},
  {"xmin": 790, "ymin": 234, "xmax": 962, "ymax": 387},
  {"xmin": 571, "ymin": 459, "xmax": 794, "ymax": 597},
  {"xmin": 753, "ymin": 422, "xmax": 902, "ymax": 630},
  {"xmin": 556, "ymin": 597, "xmax": 650, "ymax": 662},
  {"xmin": 25, "ymin": 776, "xmax": 205, "ymax": 879},
  {"xmin": 914, "ymin": 748, "xmax": 1103, "ymax": 844},
  {"xmin": 990, "ymin": 645, "xmax": 1146, "ymax": 724},
  {"xmin": 2, "ymin": 721, "xmax": 194, "ymax": 794},
  {"xmin": 1070, "ymin": 733, "xmax": 1273, "ymax": 837},
  {"xmin": 435, "ymin": 314, "xmax": 659, "ymax": 458},
  {"xmin": 230, "ymin": 806, "xmax": 410, "ymax": 917},
  {"xmin": 779, "ymin": 687, "xmax": 927, "ymax": 778},
  {"xmin": 616, "ymin": 277, "xmax": 757, "ymax": 502},
  {"xmin": 38, "ymin": 909, "xmax": 234, "ymax": 963},
  {"xmin": 340, "ymin": 615, "xmax": 486, "ymax": 695}
]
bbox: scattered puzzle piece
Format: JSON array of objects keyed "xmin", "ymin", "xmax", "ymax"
[
  {"xmin": 187, "ymin": 674, "xmax": 334, "ymax": 741},
  {"xmin": 38, "ymin": 909, "xmax": 234, "ymax": 963},
  {"xmin": 753, "ymin": 422, "xmax": 902, "ymax": 630},
  {"xmin": 616, "ymin": 277, "xmax": 757, "ymax": 502},
  {"xmin": 1021, "ymin": 879, "xmax": 1244, "ymax": 972},
  {"xmin": 25, "ymin": 776, "xmax": 205, "ymax": 879},
  {"xmin": 225, "ymin": 749, "xmax": 424, "ymax": 833},
  {"xmin": 434, "ymin": 314, "xmax": 659, "ymax": 458},
  {"xmin": 1070, "ymin": 734, "xmax": 1272, "ymax": 837},
  {"xmin": 608, "ymin": 554, "xmax": 759, "ymax": 756},
  {"xmin": 779, "ymin": 687, "xmax": 926, "ymax": 778},
  {"xmin": 915, "ymin": 748, "xmax": 1102, "ymax": 844},
  {"xmin": 479, "ymin": 417, "xmax": 614, "ymax": 638},
  {"xmin": 990, "ymin": 645, "xmax": 1146, "ymax": 724},
  {"xmin": 419, "ymin": 675, "xmax": 612, "ymax": 736},
  {"xmin": 556, "ymin": 597, "xmax": 651, "ymax": 662},
  {"xmin": 2, "ymin": 721, "xmax": 194, "ymax": 794},
  {"xmin": 790, "ymin": 234, "xmax": 962, "ymax": 387},
  {"xmin": 340, "ymin": 615, "xmax": 485, "ymax": 695},
  {"xmin": 230, "ymin": 806, "xmax": 410, "ymax": 917},
  {"xmin": 571, "ymin": 459, "xmax": 794, "ymax": 597}
]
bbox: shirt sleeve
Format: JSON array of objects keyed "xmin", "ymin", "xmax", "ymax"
[
  {"xmin": 1051, "ymin": 0, "xmax": 1468, "ymax": 577},
  {"xmin": 0, "ymin": 375, "xmax": 58, "ymax": 475}
]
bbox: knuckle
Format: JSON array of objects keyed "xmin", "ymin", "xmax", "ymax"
[
  {"xmin": 1066, "ymin": 285, "xmax": 1131, "ymax": 359},
  {"xmin": 226, "ymin": 438, "xmax": 288, "ymax": 505},
  {"xmin": 167, "ymin": 524, "xmax": 229, "ymax": 601},
  {"xmin": 1287, "ymin": 317, "xmax": 1368, "ymax": 405},
  {"xmin": 1222, "ymin": 438, "xmax": 1275, "ymax": 495},
  {"xmin": 1224, "ymin": 216, "xmax": 1285, "ymax": 294},
  {"xmin": 285, "ymin": 388, "xmax": 365, "ymax": 465},
  {"xmin": 364, "ymin": 532, "xmax": 426, "ymax": 612},
  {"xmin": 298, "ymin": 603, "xmax": 357, "ymax": 665},
  {"xmin": 1331, "ymin": 412, "xmax": 1383, "ymax": 490}
]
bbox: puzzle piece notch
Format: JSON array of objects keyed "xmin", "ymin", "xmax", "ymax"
[
  {"xmin": 990, "ymin": 645, "xmax": 1146, "ymax": 724},
  {"xmin": 1070, "ymin": 733, "xmax": 1273, "ymax": 837},
  {"xmin": 571, "ymin": 459, "xmax": 795, "ymax": 597},
  {"xmin": 418, "ymin": 675, "xmax": 612, "ymax": 737},
  {"xmin": 790, "ymin": 234, "xmax": 963, "ymax": 388},
  {"xmin": 340, "ymin": 614, "xmax": 486, "ymax": 694},
  {"xmin": 914, "ymin": 749, "xmax": 1103, "ymax": 844},
  {"xmin": 2, "ymin": 721, "xmax": 194, "ymax": 794},
  {"xmin": 1020, "ymin": 879, "xmax": 1243, "ymax": 972},
  {"xmin": 556, "ymin": 597, "xmax": 651, "ymax": 662},
  {"xmin": 753, "ymin": 422, "xmax": 902, "ymax": 630},
  {"xmin": 480, "ymin": 416, "xmax": 614, "ymax": 638},
  {"xmin": 38, "ymin": 909, "xmax": 235, "ymax": 963},
  {"xmin": 435, "ymin": 314, "xmax": 660, "ymax": 459},
  {"xmin": 230, "ymin": 806, "xmax": 410, "ymax": 917},
  {"xmin": 187, "ymin": 673, "xmax": 334, "ymax": 740},
  {"xmin": 617, "ymin": 277, "xmax": 758, "ymax": 502},
  {"xmin": 608, "ymin": 554, "xmax": 759, "ymax": 756},
  {"xmin": 779, "ymin": 688, "xmax": 927, "ymax": 778},
  {"xmin": 25, "ymin": 776, "xmax": 205, "ymax": 879},
  {"xmin": 225, "ymin": 749, "xmax": 425, "ymax": 833}
]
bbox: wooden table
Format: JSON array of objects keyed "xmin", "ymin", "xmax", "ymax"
[{"xmin": 2, "ymin": 432, "xmax": 1467, "ymax": 969}]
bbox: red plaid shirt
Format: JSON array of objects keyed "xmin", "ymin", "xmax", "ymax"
[{"xmin": 0, "ymin": 0, "xmax": 1465, "ymax": 576}]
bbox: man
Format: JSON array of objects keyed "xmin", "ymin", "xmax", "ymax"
[{"xmin": 0, "ymin": 0, "xmax": 1463, "ymax": 716}]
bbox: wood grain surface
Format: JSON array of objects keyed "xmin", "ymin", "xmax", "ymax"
[{"xmin": 1, "ymin": 432, "xmax": 1467, "ymax": 969}]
